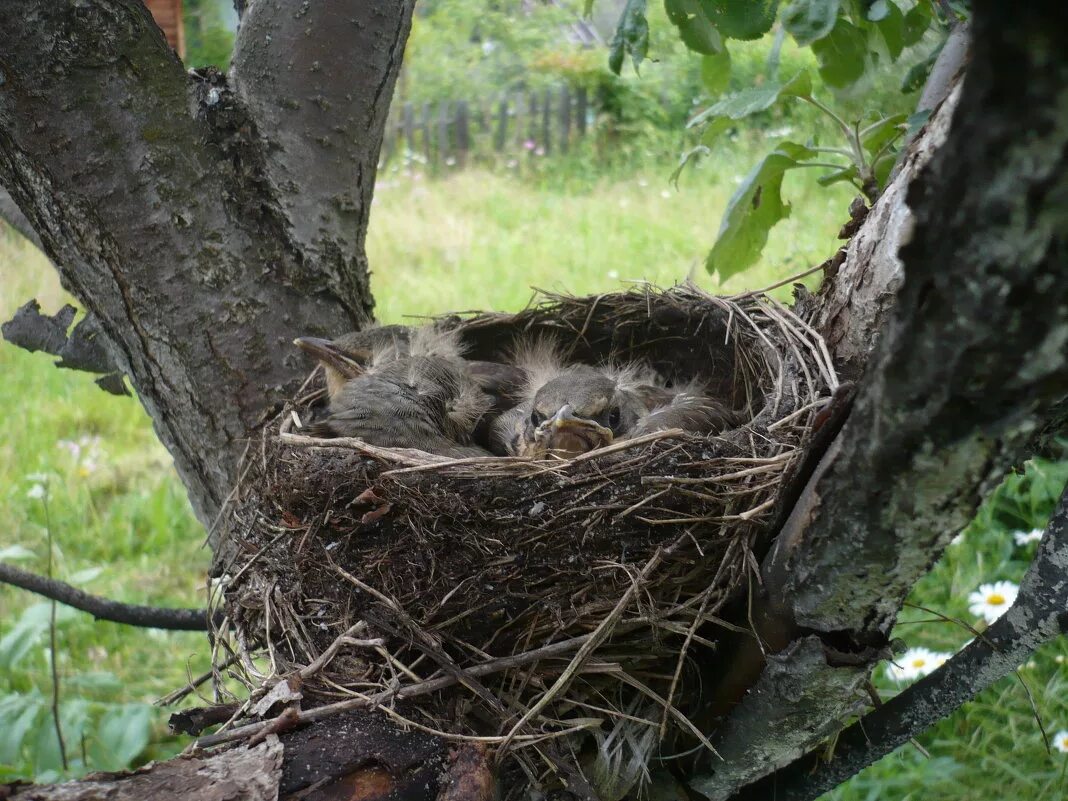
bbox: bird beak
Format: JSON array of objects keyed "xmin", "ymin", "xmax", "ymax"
[
  {"xmin": 535, "ymin": 404, "xmax": 613, "ymax": 456},
  {"xmin": 293, "ymin": 337, "xmax": 365, "ymax": 380}
]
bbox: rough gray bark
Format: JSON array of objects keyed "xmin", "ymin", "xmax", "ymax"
[{"xmin": 0, "ymin": 0, "xmax": 413, "ymax": 525}]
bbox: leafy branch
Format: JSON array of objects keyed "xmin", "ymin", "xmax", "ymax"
[{"xmin": 598, "ymin": 0, "xmax": 958, "ymax": 279}]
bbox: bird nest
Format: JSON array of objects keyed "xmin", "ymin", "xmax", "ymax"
[{"xmin": 209, "ymin": 284, "xmax": 837, "ymax": 799}]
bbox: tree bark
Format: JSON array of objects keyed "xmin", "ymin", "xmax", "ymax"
[{"xmin": 0, "ymin": 0, "xmax": 413, "ymax": 526}]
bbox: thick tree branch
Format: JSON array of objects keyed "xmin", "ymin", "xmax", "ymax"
[
  {"xmin": 734, "ymin": 484, "xmax": 1068, "ymax": 801},
  {"xmin": 229, "ymin": 0, "xmax": 417, "ymax": 323},
  {"xmin": 0, "ymin": 562, "xmax": 209, "ymax": 631}
]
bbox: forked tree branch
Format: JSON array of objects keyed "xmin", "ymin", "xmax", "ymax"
[
  {"xmin": 0, "ymin": 1, "xmax": 413, "ymax": 528},
  {"xmin": 0, "ymin": 562, "xmax": 210, "ymax": 631}
]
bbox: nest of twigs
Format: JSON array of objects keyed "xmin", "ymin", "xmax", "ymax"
[{"xmin": 208, "ymin": 284, "xmax": 837, "ymax": 799}]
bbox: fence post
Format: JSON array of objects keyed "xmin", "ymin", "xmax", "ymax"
[
  {"xmin": 455, "ymin": 100, "xmax": 470, "ymax": 167},
  {"xmin": 576, "ymin": 86, "xmax": 588, "ymax": 138},
  {"xmin": 494, "ymin": 96, "xmax": 508, "ymax": 153},
  {"xmin": 527, "ymin": 91, "xmax": 538, "ymax": 148},
  {"xmin": 403, "ymin": 102, "xmax": 415, "ymax": 171},
  {"xmin": 559, "ymin": 86, "xmax": 572, "ymax": 154},
  {"xmin": 420, "ymin": 103, "xmax": 432, "ymax": 168},
  {"xmin": 541, "ymin": 87, "xmax": 552, "ymax": 155}
]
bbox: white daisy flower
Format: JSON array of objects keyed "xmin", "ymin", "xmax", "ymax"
[
  {"xmin": 26, "ymin": 483, "xmax": 46, "ymax": 500},
  {"xmin": 886, "ymin": 647, "xmax": 950, "ymax": 683},
  {"xmin": 968, "ymin": 580, "xmax": 1019, "ymax": 624},
  {"xmin": 1055, "ymin": 730, "xmax": 1068, "ymax": 754},
  {"xmin": 1013, "ymin": 528, "xmax": 1044, "ymax": 546}
]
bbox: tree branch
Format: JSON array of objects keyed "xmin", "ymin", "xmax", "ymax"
[
  {"xmin": 733, "ymin": 484, "xmax": 1068, "ymax": 801},
  {"xmin": 0, "ymin": 562, "xmax": 209, "ymax": 631},
  {"xmin": 229, "ymin": 0, "xmax": 417, "ymax": 323}
]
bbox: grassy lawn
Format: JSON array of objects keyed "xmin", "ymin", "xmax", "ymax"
[{"xmin": 1, "ymin": 151, "xmax": 1066, "ymax": 795}]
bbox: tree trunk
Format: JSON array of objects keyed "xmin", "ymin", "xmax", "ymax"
[{"xmin": 2, "ymin": 1, "xmax": 1067, "ymax": 799}]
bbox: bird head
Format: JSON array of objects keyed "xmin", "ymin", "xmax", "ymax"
[
  {"xmin": 294, "ymin": 326, "xmax": 411, "ymax": 399},
  {"xmin": 293, "ymin": 336, "xmax": 367, "ymax": 398},
  {"xmin": 516, "ymin": 366, "xmax": 647, "ymax": 458}
]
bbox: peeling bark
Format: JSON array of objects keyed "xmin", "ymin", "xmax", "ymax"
[{"xmin": 5, "ymin": 736, "xmax": 283, "ymax": 801}]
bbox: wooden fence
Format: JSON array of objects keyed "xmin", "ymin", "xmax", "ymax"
[{"xmin": 380, "ymin": 85, "xmax": 593, "ymax": 170}]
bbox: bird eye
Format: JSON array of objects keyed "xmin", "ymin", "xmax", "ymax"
[
  {"xmin": 608, "ymin": 406, "xmax": 621, "ymax": 431},
  {"xmin": 530, "ymin": 409, "xmax": 545, "ymax": 427}
]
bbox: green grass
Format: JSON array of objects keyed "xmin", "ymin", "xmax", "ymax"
[{"xmin": 2, "ymin": 148, "xmax": 1067, "ymax": 795}]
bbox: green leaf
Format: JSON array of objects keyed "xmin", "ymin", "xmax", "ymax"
[
  {"xmin": 670, "ymin": 144, "xmax": 711, "ymax": 187},
  {"xmin": 700, "ymin": 46, "xmax": 732, "ymax": 94},
  {"xmin": 0, "ymin": 545, "xmax": 36, "ymax": 561},
  {"xmin": 0, "ymin": 694, "xmax": 42, "ymax": 765},
  {"xmin": 902, "ymin": 2, "xmax": 933, "ymax": 46},
  {"xmin": 900, "ymin": 47, "xmax": 939, "ymax": 93},
  {"xmin": 688, "ymin": 70, "xmax": 811, "ymax": 130},
  {"xmin": 781, "ymin": 0, "xmax": 840, "ymax": 46},
  {"xmin": 91, "ymin": 704, "xmax": 153, "ymax": 771},
  {"xmin": 704, "ymin": 0, "xmax": 780, "ymax": 41},
  {"xmin": 860, "ymin": 112, "xmax": 907, "ymax": 157},
  {"xmin": 870, "ymin": 0, "xmax": 905, "ymax": 61},
  {"xmin": 665, "ymin": 0, "xmax": 724, "ymax": 54},
  {"xmin": 609, "ymin": 0, "xmax": 649, "ymax": 75},
  {"xmin": 706, "ymin": 141, "xmax": 816, "ymax": 280},
  {"xmin": 811, "ymin": 17, "xmax": 868, "ymax": 87}
]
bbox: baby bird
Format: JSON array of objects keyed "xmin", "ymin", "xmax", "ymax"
[
  {"xmin": 294, "ymin": 325, "xmax": 493, "ymax": 458},
  {"xmin": 490, "ymin": 340, "xmax": 740, "ymax": 458}
]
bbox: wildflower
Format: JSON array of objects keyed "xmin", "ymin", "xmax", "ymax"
[
  {"xmin": 534, "ymin": 146, "xmax": 545, "ymax": 157},
  {"xmin": 1055, "ymin": 730, "xmax": 1068, "ymax": 754},
  {"xmin": 26, "ymin": 472, "xmax": 50, "ymax": 482},
  {"xmin": 27, "ymin": 484, "xmax": 46, "ymax": 500},
  {"xmin": 1056, "ymin": 655, "xmax": 1065, "ymax": 664},
  {"xmin": 660, "ymin": 190, "xmax": 671, "ymax": 199},
  {"xmin": 886, "ymin": 647, "xmax": 950, "ymax": 683},
  {"xmin": 506, "ymin": 159, "xmax": 518, "ymax": 169},
  {"xmin": 637, "ymin": 178, "xmax": 648, "ymax": 188},
  {"xmin": 523, "ymin": 139, "xmax": 536, "ymax": 151},
  {"xmin": 968, "ymin": 580, "xmax": 1019, "ymax": 623},
  {"xmin": 607, "ymin": 270, "xmax": 620, "ymax": 280},
  {"xmin": 445, "ymin": 156, "xmax": 456, "ymax": 167},
  {"xmin": 1013, "ymin": 528, "xmax": 1044, "ymax": 546}
]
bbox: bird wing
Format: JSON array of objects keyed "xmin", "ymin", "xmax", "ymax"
[{"xmin": 627, "ymin": 392, "xmax": 741, "ymax": 437}]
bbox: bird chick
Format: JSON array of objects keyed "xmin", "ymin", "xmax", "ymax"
[
  {"xmin": 294, "ymin": 325, "xmax": 493, "ymax": 457},
  {"xmin": 491, "ymin": 340, "xmax": 741, "ymax": 458},
  {"xmin": 490, "ymin": 339, "xmax": 655, "ymax": 458}
]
